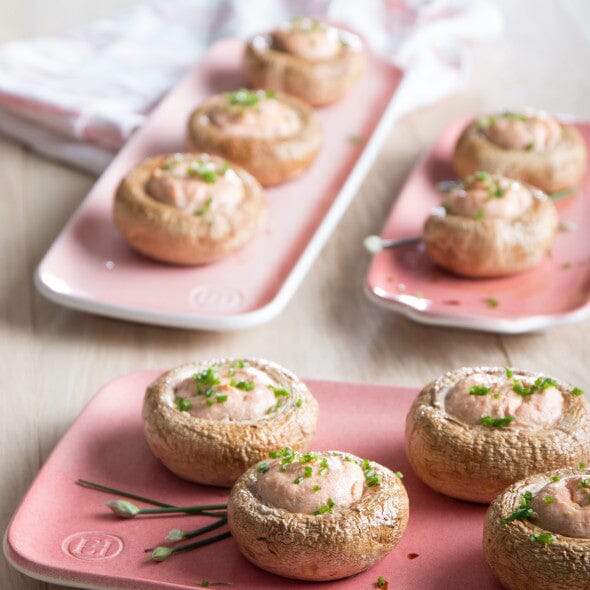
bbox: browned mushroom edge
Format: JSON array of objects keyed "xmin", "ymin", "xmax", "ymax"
[
  {"xmin": 422, "ymin": 177, "xmax": 558, "ymax": 278},
  {"xmin": 113, "ymin": 153, "xmax": 267, "ymax": 265},
  {"xmin": 228, "ymin": 450, "xmax": 409, "ymax": 581},
  {"xmin": 405, "ymin": 366, "xmax": 590, "ymax": 503},
  {"xmin": 243, "ymin": 25, "xmax": 365, "ymax": 107},
  {"xmin": 484, "ymin": 467, "xmax": 590, "ymax": 590},
  {"xmin": 453, "ymin": 117, "xmax": 587, "ymax": 194},
  {"xmin": 142, "ymin": 358, "xmax": 319, "ymax": 486},
  {"xmin": 187, "ymin": 91, "xmax": 322, "ymax": 186}
]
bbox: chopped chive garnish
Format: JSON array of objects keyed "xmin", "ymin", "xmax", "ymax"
[
  {"xmin": 530, "ymin": 533, "xmax": 555, "ymax": 544},
  {"xmin": 313, "ymin": 484, "xmax": 321, "ymax": 492},
  {"xmin": 395, "ymin": 471, "xmax": 404, "ymax": 479},
  {"xmin": 295, "ymin": 399, "xmax": 303, "ymax": 407},
  {"xmin": 272, "ymin": 387, "xmax": 291, "ymax": 398},
  {"xmin": 194, "ymin": 196, "xmax": 213, "ymax": 217},
  {"xmin": 572, "ymin": 387, "xmax": 584, "ymax": 396},
  {"xmin": 231, "ymin": 380, "xmax": 255, "ymax": 391},
  {"xmin": 550, "ymin": 475, "xmax": 561, "ymax": 482},
  {"xmin": 580, "ymin": 462, "xmax": 586, "ymax": 469},
  {"xmin": 525, "ymin": 141, "xmax": 535, "ymax": 151},
  {"xmin": 299, "ymin": 452, "xmax": 319, "ymax": 463},
  {"xmin": 549, "ymin": 188, "xmax": 575, "ymax": 201},
  {"xmin": 313, "ymin": 498, "xmax": 335, "ymax": 515},
  {"xmin": 502, "ymin": 111, "xmax": 528, "ymax": 122},
  {"xmin": 227, "ymin": 88, "xmax": 275, "ymax": 107},
  {"xmin": 258, "ymin": 462, "xmax": 270, "ymax": 473},
  {"xmin": 469, "ymin": 385, "xmax": 491, "ymax": 396},
  {"xmin": 480, "ymin": 415, "xmax": 514, "ymax": 428},
  {"xmin": 304, "ymin": 466, "xmax": 313, "ymax": 478},
  {"xmin": 293, "ymin": 476, "xmax": 304, "ymax": 485},
  {"xmin": 504, "ymin": 367, "xmax": 514, "ymax": 378},
  {"xmin": 215, "ymin": 394, "xmax": 228, "ymax": 403},
  {"xmin": 436, "ymin": 180, "xmax": 462, "ymax": 193},
  {"xmin": 174, "ymin": 396, "xmax": 191, "ymax": 411},
  {"xmin": 486, "ymin": 297, "xmax": 498, "ymax": 308},
  {"xmin": 475, "ymin": 208, "xmax": 485, "ymax": 220},
  {"xmin": 579, "ymin": 478, "xmax": 590, "ymax": 489},
  {"xmin": 187, "ymin": 162, "xmax": 217, "ymax": 184},
  {"xmin": 475, "ymin": 171, "xmax": 490, "ymax": 181},
  {"xmin": 543, "ymin": 496, "xmax": 554, "ymax": 504}
]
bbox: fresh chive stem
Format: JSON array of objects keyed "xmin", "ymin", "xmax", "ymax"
[
  {"xmin": 138, "ymin": 504, "xmax": 227, "ymax": 516},
  {"xmin": 152, "ymin": 531, "xmax": 232, "ymax": 558},
  {"xmin": 77, "ymin": 479, "xmax": 174, "ymax": 508},
  {"xmin": 181, "ymin": 517, "xmax": 228, "ymax": 540}
]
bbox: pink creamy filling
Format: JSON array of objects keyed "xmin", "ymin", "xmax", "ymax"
[
  {"xmin": 173, "ymin": 362, "xmax": 280, "ymax": 421},
  {"xmin": 147, "ymin": 156, "xmax": 244, "ymax": 215},
  {"xmin": 444, "ymin": 374, "xmax": 563, "ymax": 429},
  {"xmin": 272, "ymin": 19, "xmax": 341, "ymax": 61},
  {"xmin": 531, "ymin": 477, "xmax": 590, "ymax": 538},
  {"xmin": 209, "ymin": 97, "xmax": 301, "ymax": 139},
  {"xmin": 481, "ymin": 113, "xmax": 561, "ymax": 151},
  {"xmin": 446, "ymin": 176, "xmax": 534, "ymax": 220},
  {"xmin": 257, "ymin": 455, "xmax": 365, "ymax": 514}
]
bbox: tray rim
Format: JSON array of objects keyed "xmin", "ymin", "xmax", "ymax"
[
  {"xmin": 34, "ymin": 38, "xmax": 405, "ymax": 332},
  {"xmin": 364, "ymin": 115, "xmax": 590, "ymax": 334}
]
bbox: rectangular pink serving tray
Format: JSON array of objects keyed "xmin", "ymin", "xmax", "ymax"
[
  {"xmin": 365, "ymin": 116, "xmax": 590, "ymax": 333},
  {"xmin": 4, "ymin": 371, "xmax": 501, "ymax": 589},
  {"xmin": 34, "ymin": 38, "xmax": 403, "ymax": 330}
]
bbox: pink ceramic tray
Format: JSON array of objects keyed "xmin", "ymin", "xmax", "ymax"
[
  {"xmin": 365, "ymin": 117, "xmax": 590, "ymax": 333},
  {"xmin": 4, "ymin": 370, "xmax": 501, "ymax": 589},
  {"xmin": 34, "ymin": 38, "xmax": 403, "ymax": 331}
]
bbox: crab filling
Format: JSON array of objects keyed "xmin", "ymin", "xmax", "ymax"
[
  {"xmin": 172, "ymin": 361, "xmax": 291, "ymax": 421},
  {"xmin": 256, "ymin": 454, "xmax": 365, "ymax": 515},
  {"xmin": 478, "ymin": 111, "xmax": 561, "ymax": 152},
  {"xmin": 147, "ymin": 155, "xmax": 244, "ymax": 222},
  {"xmin": 271, "ymin": 17, "xmax": 342, "ymax": 62},
  {"xmin": 444, "ymin": 372, "xmax": 563, "ymax": 430},
  {"xmin": 443, "ymin": 173, "xmax": 535, "ymax": 221},
  {"xmin": 206, "ymin": 90, "xmax": 301, "ymax": 139},
  {"xmin": 530, "ymin": 476, "xmax": 590, "ymax": 538}
]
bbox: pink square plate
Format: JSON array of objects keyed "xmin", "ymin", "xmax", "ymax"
[
  {"xmin": 34, "ymin": 38, "xmax": 403, "ymax": 331},
  {"xmin": 4, "ymin": 370, "xmax": 501, "ymax": 589},
  {"xmin": 365, "ymin": 116, "xmax": 590, "ymax": 333}
]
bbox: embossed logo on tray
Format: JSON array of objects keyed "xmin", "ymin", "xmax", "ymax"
[
  {"xmin": 62, "ymin": 532, "xmax": 123, "ymax": 561},
  {"xmin": 190, "ymin": 285, "xmax": 243, "ymax": 311}
]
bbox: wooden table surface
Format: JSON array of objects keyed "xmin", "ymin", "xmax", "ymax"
[{"xmin": 2, "ymin": 1, "xmax": 590, "ymax": 588}]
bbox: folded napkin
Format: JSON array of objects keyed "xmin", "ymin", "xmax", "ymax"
[{"xmin": 0, "ymin": 0, "xmax": 503, "ymax": 174}]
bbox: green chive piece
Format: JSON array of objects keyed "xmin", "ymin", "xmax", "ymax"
[
  {"xmin": 273, "ymin": 387, "xmax": 291, "ymax": 398},
  {"xmin": 293, "ymin": 476, "xmax": 304, "ymax": 485},
  {"xmin": 295, "ymin": 399, "xmax": 303, "ymax": 407},
  {"xmin": 475, "ymin": 170, "xmax": 490, "ymax": 181},
  {"xmin": 469, "ymin": 385, "xmax": 491, "ymax": 396},
  {"xmin": 550, "ymin": 475, "xmax": 561, "ymax": 482},
  {"xmin": 215, "ymin": 394, "xmax": 228, "ymax": 403},
  {"xmin": 530, "ymin": 533, "xmax": 555, "ymax": 544},
  {"xmin": 486, "ymin": 297, "xmax": 498, "ymax": 308},
  {"xmin": 500, "ymin": 506, "xmax": 533, "ymax": 526},
  {"xmin": 549, "ymin": 188, "xmax": 575, "ymax": 201},
  {"xmin": 194, "ymin": 196, "xmax": 213, "ymax": 216},
  {"xmin": 543, "ymin": 496, "xmax": 554, "ymax": 504},
  {"xmin": 313, "ymin": 485, "xmax": 321, "ymax": 492},
  {"xmin": 304, "ymin": 466, "xmax": 313, "ymax": 478},
  {"xmin": 377, "ymin": 576, "xmax": 387, "ymax": 589},
  {"xmin": 231, "ymin": 380, "xmax": 255, "ymax": 391},
  {"xmin": 174, "ymin": 396, "xmax": 192, "ymax": 411},
  {"xmin": 313, "ymin": 498, "xmax": 335, "ymax": 515},
  {"xmin": 475, "ymin": 208, "xmax": 485, "ymax": 220},
  {"xmin": 572, "ymin": 387, "xmax": 584, "ymax": 396},
  {"xmin": 479, "ymin": 415, "xmax": 514, "ymax": 428},
  {"xmin": 395, "ymin": 471, "xmax": 404, "ymax": 479},
  {"xmin": 258, "ymin": 462, "xmax": 270, "ymax": 474}
]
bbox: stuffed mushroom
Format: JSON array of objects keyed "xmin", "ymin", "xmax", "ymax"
[
  {"xmin": 243, "ymin": 17, "xmax": 365, "ymax": 107},
  {"xmin": 142, "ymin": 358, "xmax": 319, "ymax": 486},
  {"xmin": 228, "ymin": 449, "xmax": 408, "ymax": 581},
  {"xmin": 113, "ymin": 153, "xmax": 267, "ymax": 265},
  {"xmin": 405, "ymin": 366, "xmax": 590, "ymax": 503},
  {"xmin": 423, "ymin": 171, "xmax": 559, "ymax": 277},
  {"xmin": 453, "ymin": 110, "xmax": 587, "ymax": 194},
  {"xmin": 187, "ymin": 88, "xmax": 321, "ymax": 186},
  {"xmin": 484, "ymin": 467, "xmax": 590, "ymax": 589}
]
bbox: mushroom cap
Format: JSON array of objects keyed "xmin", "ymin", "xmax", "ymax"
[
  {"xmin": 422, "ymin": 182, "xmax": 558, "ymax": 277},
  {"xmin": 405, "ymin": 366, "xmax": 590, "ymax": 503},
  {"xmin": 484, "ymin": 467, "xmax": 590, "ymax": 590},
  {"xmin": 228, "ymin": 451, "xmax": 409, "ymax": 581},
  {"xmin": 142, "ymin": 358, "xmax": 319, "ymax": 486},
  {"xmin": 453, "ymin": 119, "xmax": 587, "ymax": 194},
  {"xmin": 113, "ymin": 153, "xmax": 267, "ymax": 265},
  {"xmin": 187, "ymin": 91, "xmax": 322, "ymax": 186},
  {"xmin": 243, "ymin": 29, "xmax": 365, "ymax": 107}
]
